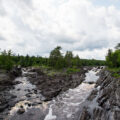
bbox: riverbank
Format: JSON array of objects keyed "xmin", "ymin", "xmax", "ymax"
[{"xmin": 78, "ymin": 69, "xmax": 120, "ymax": 120}]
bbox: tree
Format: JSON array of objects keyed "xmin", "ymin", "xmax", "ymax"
[
  {"xmin": 49, "ymin": 46, "xmax": 63, "ymax": 69},
  {"xmin": 72, "ymin": 55, "xmax": 81, "ymax": 67},
  {"xmin": 64, "ymin": 51, "xmax": 73, "ymax": 67},
  {"xmin": 0, "ymin": 50, "xmax": 14, "ymax": 70},
  {"xmin": 106, "ymin": 46, "xmax": 120, "ymax": 68},
  {"xmin": 106, "ymin": 49, "xmax": 113, "ymax": 68}
]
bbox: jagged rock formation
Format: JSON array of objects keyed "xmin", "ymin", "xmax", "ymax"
[
  {"xmin": 28, "ymin": 67, "xmax": 89, "ymax": 101},
  {"xmin": 79, "ymin": 69, "xmax": 120, "ymax": 120}
]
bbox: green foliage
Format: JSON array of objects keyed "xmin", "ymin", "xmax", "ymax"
[
  {"xmin": 106, "ymin": 67, "xmax": 120, "ymax": 72},
  {"xmin": 106, "ymin": 43, "xmax": 120, "ymax": 68},
  {"xmin": 106, "ymin": 43, "xmax": 120, "ymax": 78},
  {"xmin": 0, "ymin": 50, "xmax": 14, "ymax": 70},
  {"xmin": 66, "ymin": 67, "xmax": 80, "ymax": 74},
  {"xmin": 106, "ymin": 67, "xmax": 120, "ymax": 78},
  {"xmin": 0, "ymin": 46, "xmax": 105, "ymax": 71},
  {"xmin": 49, "ymin": 46, "xmax": 65, "ymax": 69},
  {"xmin": 112, "ymin": 73, "xmax": 120, "ymax": 78},
  {"xmin": 64, "ymin": 51, "xmax": 73, "ymax": 67}
]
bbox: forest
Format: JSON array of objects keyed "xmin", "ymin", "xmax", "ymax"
[{"xmin": 0, "ymin": 46, "xmax": 105, "ymax": 71}]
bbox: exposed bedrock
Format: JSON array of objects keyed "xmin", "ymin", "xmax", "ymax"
[
  {"xmin": 28, "ymin": 67, "xmax": 89, "ymax": 101},
  {"xmin": 79, "ymin": 69, "xmax": 120, "ymax": 120}
]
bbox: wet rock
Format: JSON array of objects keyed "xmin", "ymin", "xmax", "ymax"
[
  {"xmin": 34, "ymin": 89, "xmax": 37, "ymax": 94},
  {"xmin": 0, "ymin": 104, "xmax": 8, "ymax": 112},
  {"xmin": 93, "ymin": 107, "xmax": 104, "ymax": 120},
  {"xmin": 25, "ymin": 73, "xmax": 37, "ymax": 78},
  {"xmin": 87, "ymin": 89, "xmax": 98, "ymax": 101},
  {"xmin": 26, "ymin": 94, "xmax": 31, "ymax": 98},
  {"xmin": 31, "ymin": 102, "xmax": 41, "ymax": 106},
  {"xmin": 17, "ymin": 108, "xmax": 25, "ymax": 114},
  {"xmin": 80, "ymin": 107, "xmax": 91, "ymax": 120},
  {"xmin": 17, "ymin": 88, "xmax": 20, "ymax": 91},
  {"xmin": 8, "ymin": 101, "xmax": 16, "ymax": 107},
  {"xmin": 114, "ymin": 110, "xmax": 120, "ymax": 120},
  {"xmin": 28, "ymin": 68, "xmax": 44, "ymax": 75},
  {"xmin": 11, "ymin": 95, "xmax": 17, "ymax": 99},
  {"xmin": 87, "ymin": 81, "xmax": 95, "ymax": 84},
  {"xmin": 10, "ymin": 66, "xmax": 22, "ymax": 77},
  {"xmin": 13, "ymin": 81, "xmax": 22, "ymax": 85},
  {"xmin": 27, "ymin": 103, "xmax": 32, "ymax": 107}
]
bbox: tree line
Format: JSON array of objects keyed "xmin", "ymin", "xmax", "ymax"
[{"xmin": 0, "ymin": 46, "xmax": 105, "ymax": 70}]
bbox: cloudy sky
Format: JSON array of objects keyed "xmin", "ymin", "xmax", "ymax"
[{"xmin": 0, "ymin": 0, "xmax": 120, "ymax": 60}]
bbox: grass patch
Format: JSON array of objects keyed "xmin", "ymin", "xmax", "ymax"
[
  {"xmin": 106, "ymin": 67, "xmax": 120, "ymax": 78},
  {"xmin": 112, "ymin": 73, "xmax": 120, "ymax": 78},
  {"xmin": 66, "ymin": 67, "xmax": 80, "ymax": 74},
  {"xmin": 106, "ymin": 67, "xmax": 120, "ymax": 72},
  {"xmin": 32, "ymin": 65, "xmax": 81, "ymax": 76}
]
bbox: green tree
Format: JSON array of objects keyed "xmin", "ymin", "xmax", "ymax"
[
  {"xmin": 106, "ymin": 49, "xmax": 113, "ymax": 67},
  {"xmin": 72, "ymin": 55, "xmax": 81, "ymax": 67},
  {"xmin": 0, "ymin": 50, "xmax": 14, "ymax": 70},
  {"xmin": 49, "ymin": 46, "xmax": 63, "ymax": 69},
  {"xmin": 106, "ymin": 45, "xmax": 120, "ymax": 68}
]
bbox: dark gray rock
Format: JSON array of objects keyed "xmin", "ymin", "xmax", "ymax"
[
  {"xmin": 9, "ymin": 66, "xmax": 22, "ymax": 77},
  {"xmin": 79, "ymin": 69, "xmax": 120, "ymax": 120},
  {"xmin": 17, "ymin": 108, "xmax": 25, "ymax": 114},
  {"xmin": 28, "ymin": 67, "xmax": 88, "ymax": 101},
  {"xmin": 0, "ymin": 104, "xmax": 8, "ymax": 112}
]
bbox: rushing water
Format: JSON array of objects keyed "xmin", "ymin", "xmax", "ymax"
[
  {"xmin": 7, "ymin": 67, "xmax": 101, "ymax": 120},
  {"xmin": 8, "ymin": 71, "xmax": 45, "ymax": 117},
  {"xmin": 44, "ymin": 68, "xmax": 100, "ymax": 120}
]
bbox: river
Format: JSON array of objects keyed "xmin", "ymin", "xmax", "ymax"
[{"xmin": 6, "ymin": 67, "xmax": 101, "ymax": 120}]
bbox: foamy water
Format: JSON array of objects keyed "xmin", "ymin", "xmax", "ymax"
[{"xmin": 44, "ymin": 68, "xmax": 100, "ymax": 120}]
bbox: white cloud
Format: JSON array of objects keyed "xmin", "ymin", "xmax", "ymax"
[{"xmin": 0, "ymin": 0, "xmax": 120, "ymax": 59}]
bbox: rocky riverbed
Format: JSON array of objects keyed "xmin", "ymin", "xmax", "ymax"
[
  {"xmin": 27, "ymin": 67, "xmax": 89, "ymax": 101},
  {"xmin": 0, "ymin": 66, "xmax": 119, "ymax": 120}
]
